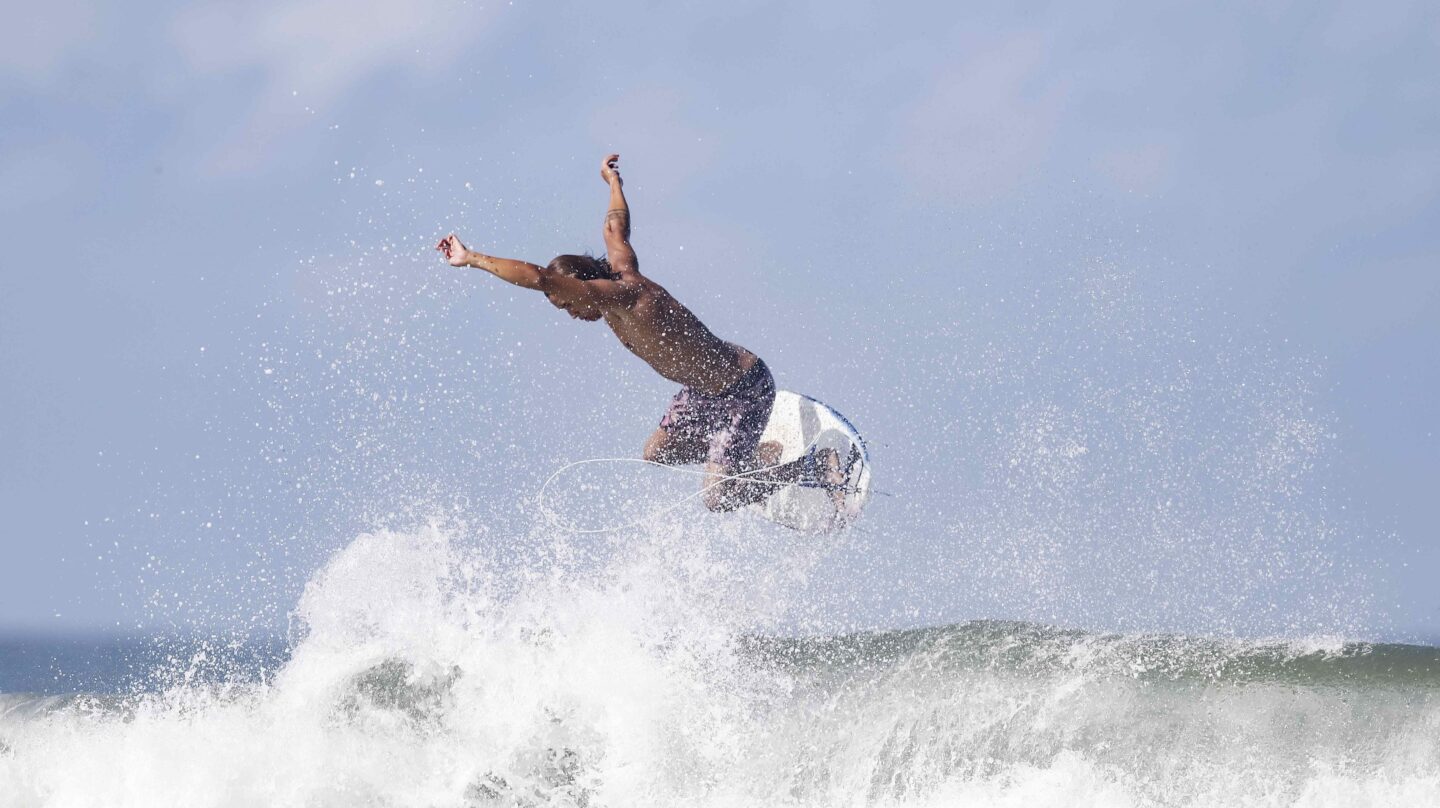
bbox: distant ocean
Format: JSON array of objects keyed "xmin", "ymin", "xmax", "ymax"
[{"xmin": 3, "ymin": 528, "xmax": 1437, "ymax": 807}]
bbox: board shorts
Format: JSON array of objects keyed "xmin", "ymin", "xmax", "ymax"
[{"xmin": 658, "ymin": 358, "xmax": 776, "ymax": 470}]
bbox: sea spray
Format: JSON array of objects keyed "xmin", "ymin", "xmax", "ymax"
[
  {"xmin": 0, "ymin": 520, "xmax": 807, "ymax": 807},
  {"xmin": 4, "ymin": 522, "xmax": 1439, "ymax": 807}
]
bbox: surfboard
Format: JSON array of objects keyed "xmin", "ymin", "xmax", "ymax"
[{"xmin": 752, "ymin": 390, "xmax": 872, "ymax": 532}]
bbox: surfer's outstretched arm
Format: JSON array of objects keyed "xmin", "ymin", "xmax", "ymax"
[
  {"xmin": 437, "ymin": 235, "xmax": 546, "ymax": 289},
  {"xmin": 437, "ymin": 233, "xmax": 635, "ymax": 307},
  {"xmin": 599, "ymin": 154, "xmax": 638, "ymax": 275}
]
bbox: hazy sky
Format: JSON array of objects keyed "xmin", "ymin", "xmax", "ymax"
[{"xmin": 2, "ymin": 0, "xmax": 1437, "ymax": 640}]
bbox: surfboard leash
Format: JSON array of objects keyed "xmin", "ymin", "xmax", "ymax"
[{"xmin": 535, "ymin": 445, "xmax": 873, "ymax": 534}]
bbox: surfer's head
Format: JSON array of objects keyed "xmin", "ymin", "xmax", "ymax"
[
  {"xmin": 547, "ymin": 254, "xmax": 615, "ymax": 281},
  {"xmin": 543, "ymin": 254, "xmax": 612, "ymax": 321}
]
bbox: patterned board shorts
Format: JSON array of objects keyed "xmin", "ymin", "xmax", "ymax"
[{"xmin": 658, "ymin": 359, "xmax": 776, "ymax": 470}]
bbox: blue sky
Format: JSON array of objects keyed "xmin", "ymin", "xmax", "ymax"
[{"xmin": 2, "ymin": 0, "xmax": 1437, "ymax": 640}]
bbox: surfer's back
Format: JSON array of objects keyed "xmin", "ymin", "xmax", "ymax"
[{"xmin": 600, "ymin": 276, "xmax": 751, "ymax": 394}]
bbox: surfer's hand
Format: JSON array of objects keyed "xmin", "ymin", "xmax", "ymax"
[
  {"xmin": 436, "ymin": 234, "xmax": 470, "ymax": 267},
  {"xmin": 600, "ymin": 153, "xmax": 622, "ymax": 186}
]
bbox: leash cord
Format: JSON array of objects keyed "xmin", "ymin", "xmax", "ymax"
[{"xmin": 537, "ymin": 447, "xmax": 858, "ymax": 534}]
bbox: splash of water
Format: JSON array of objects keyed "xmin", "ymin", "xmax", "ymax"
[{"xmin": 3, "ymin": 522, "xmax": 1437, "ymax": 807}]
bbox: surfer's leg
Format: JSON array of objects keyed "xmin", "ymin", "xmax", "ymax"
[
  {"xmin": 701, "ymin": 462, "xmax": 777, "ymax": 511},
  {"xmin": 698, "ymin": 361, "xmax": 779, "ymax": 511},
  {"xmin": 701, "ymin": 449, "xmax": 846, "ymax": 510},
  {"xmin": 642, "ymin": 426, "xmax": 706, "ymax": 465},
  {"xmin": 744, "ymin": 448, "xmax": 843, "ymax": 488},
  {"xmin": 725, "ymin": 447, "xmax": 851, "ymax": 517},
  {"xmin": 644, "ymin": 387, "xmax": 708, "ymax": 465}
]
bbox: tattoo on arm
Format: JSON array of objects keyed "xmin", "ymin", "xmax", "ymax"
[{"xmin": 605, "ymin": 208, "xmax": 631, "ymax": 238}]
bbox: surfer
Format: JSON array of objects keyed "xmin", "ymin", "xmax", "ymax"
[{"xmin": 437, "ymin": 154, "xmax": 843, "ymax": 512}]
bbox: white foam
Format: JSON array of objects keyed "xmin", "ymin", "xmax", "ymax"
[{"xmin": 1, "ymin": 524, "xmax": 1436, "ymax": 808}]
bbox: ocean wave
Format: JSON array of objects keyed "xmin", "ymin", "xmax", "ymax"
[{"xmin": 1, "ymin": 526, "xmax": 1436, "ymax": 807}]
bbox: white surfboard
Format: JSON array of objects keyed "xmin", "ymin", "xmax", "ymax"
[{"xmin": 753, "ymin": 390, "xmax": 872, "ymax": 532}]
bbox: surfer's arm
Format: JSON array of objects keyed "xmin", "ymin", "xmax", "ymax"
[
  {"xmin": 437, "ymin": 235, "xmax": 633, "ymax": 304},
  {"xmin": 600, "ymin": 154, "xmax": 638, "ymax": 275},
  {"xmin": 436, "ymin": 235, "xmax": 548, "ymax": 288},
  {"xmin": 466, "ymin": 254, "xmax": 548, "ymax": 289},
  {"xmin": 459, "ymin": 252, "xmax": 635, "ymax": 306},
  {"xmin": 462, "ymin": 252, "xmax": 635, "ymax": 306}
]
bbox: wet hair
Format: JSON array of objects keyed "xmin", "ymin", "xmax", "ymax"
[{"xmin": 547, "ymin": 254, "xmax": 615, "ymax": 281}]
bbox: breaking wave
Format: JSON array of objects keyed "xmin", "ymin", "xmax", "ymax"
[{"xmin": 2, "ymin": 524, "xmax": 1437, "ymax": 807}]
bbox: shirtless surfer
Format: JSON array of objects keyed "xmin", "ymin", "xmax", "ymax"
[{"xmin": 436, "ymin": 154, "xmax": 841, "ymax": 512}]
